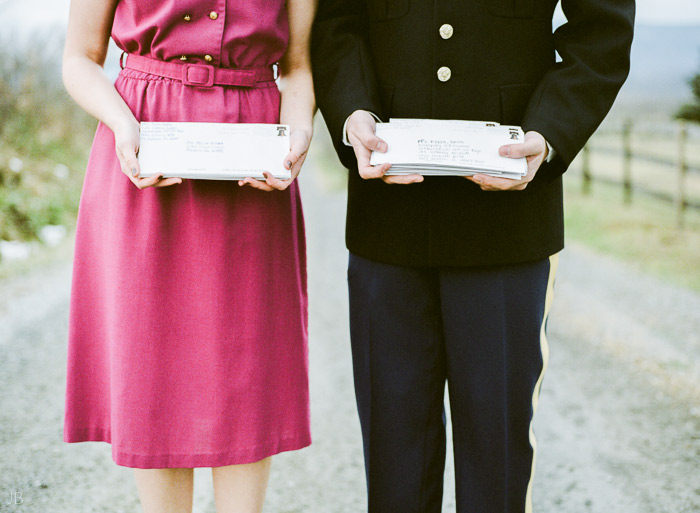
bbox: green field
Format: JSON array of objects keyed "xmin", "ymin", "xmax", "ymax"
[{"xmin": 563, "ymin": 170, "xmax": 700, "ymax": 292}]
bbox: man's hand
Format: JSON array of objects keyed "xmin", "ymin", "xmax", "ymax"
[
  {"xmin": 466, "ymin": 131, "xmax": 549, "ymax": 191},
  {"xmin": 346, "ymin": 110, "xmax": 423, "ymax": 185}
]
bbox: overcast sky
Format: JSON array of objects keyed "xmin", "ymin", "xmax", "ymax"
[{"xmin": 3, "ymin": 0, "xmax": 700, "ymax": 32}]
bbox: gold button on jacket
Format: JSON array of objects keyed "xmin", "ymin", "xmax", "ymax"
[
  {"xmin": 439, "ymin": 24, "xmax": 453, "ymax": 39},
  {"xmin": 183, "ymin": 14, "xmax": 192, "ymax": 21},
  {"xmin": 209, "ymin": 11, "xmax": 218, "ymax": 20},
  {"xmin": 437, "ymin": 66, "xmax": 451, "ymax": 82},
  {"xmin": 204, "ymin": 54, "xmax": 213, "ymax": 62}
]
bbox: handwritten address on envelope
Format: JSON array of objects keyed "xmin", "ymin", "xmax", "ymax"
[{"xmin": 138, "ymin": 122, "xmax": 291, "ymax": 180}]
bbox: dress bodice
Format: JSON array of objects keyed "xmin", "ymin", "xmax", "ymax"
[{"xmin": 112, "ymin": 0, "xmax": 289, "ymax": 68}]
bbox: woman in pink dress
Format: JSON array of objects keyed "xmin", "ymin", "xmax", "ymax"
[{"xmin": 62, "ymin": 0, "xmax": 315, "ymax": 509}]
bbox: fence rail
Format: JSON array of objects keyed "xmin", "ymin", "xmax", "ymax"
[
  {"xmin": 586, "ymin": 145, "xmax": 700, "ymax": 175},
  {"xmin": 580, "ymin": 120, "xmax": 699, "ymax": 228}
]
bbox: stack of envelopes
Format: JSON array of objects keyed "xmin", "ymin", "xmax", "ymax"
[
  {"xmin": 370, "ymin": 119, "xmax": 528, "ymax": 180},
  {"xmin": 138, "ymin": 122, "xmax": 291, "ymax": 180}
]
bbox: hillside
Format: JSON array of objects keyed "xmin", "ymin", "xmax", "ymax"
[{"xmin": 610, "ymin": 24, "xmax": 700, "ymax": 120}]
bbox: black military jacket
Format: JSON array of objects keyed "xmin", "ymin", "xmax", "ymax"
[{"xmin": 311, "ymin": 0, "xmax": 635, "ymax": 267}]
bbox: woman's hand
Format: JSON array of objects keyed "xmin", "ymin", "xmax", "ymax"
[
  {"xmin": 113, "ymin": 119, "xmax": 182, "ymax": 189},
  {"xmin": 238, "ymin": 127, "xmax": 311, "ymax": 191},
  {"xmin": 242, "ymin": 0, "xmax": 316, "ymax": 192},
  {"xmin": 63, "ymin": 0, "xmax": 179, "ymax": 190}
]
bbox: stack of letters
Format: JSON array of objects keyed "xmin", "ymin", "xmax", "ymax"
[
  {"xmin": 138, "ymin": 122, "xmax": 291, "ymax": 180},
  {"xmin": 370, "ymin": 119, "xmax": 528, "ymax": 179}
]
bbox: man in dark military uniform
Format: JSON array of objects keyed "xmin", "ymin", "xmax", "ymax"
[{"xmin": 311, "ymin": 1, "xmax": 634, "ymax": 511}]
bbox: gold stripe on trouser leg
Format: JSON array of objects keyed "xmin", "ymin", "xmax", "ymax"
[{"xmin": 524, "ymin": 253, "xmax": 559, "ymax": 513}]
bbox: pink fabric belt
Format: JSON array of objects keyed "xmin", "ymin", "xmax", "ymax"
[{"xmin": 120, "ymin": 53, "xmax": 277, "ymax": 88}]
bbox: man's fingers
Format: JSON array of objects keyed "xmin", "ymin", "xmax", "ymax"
[
  {"xmin": 467, "ymin": 174, "xmax": 528, "ymax": 191},
  {"xmin": 353, "ymin": 142, "xmax": 372, "ymax": 167},
  {"xmin": 382, "ymin": 173, "xmax": 424, "ymax": 185},
  {"xmin": 358, "ymin": 163, "xmax": 425, "ymax": 184},
  {"xmin": 359, "ymin": 162, "xmax": 390, "ymax": 180},
  {"xmin": 362, "ymin": 134, "xmax": 387, "ymax": 153},
  {"xmin": 353, "ymin": 144, "xmax": 388, "ymax": 179},
  {"xmin": 350, "ymin": 126, "xmax": 387, "ymax": 153},
  {"xmin": 498, "ymin": 138, "xmax": 544, "ymax": 159},
  {"xmin": 467, "ymin": 174, "xmax": 511, "ymax": 189}
]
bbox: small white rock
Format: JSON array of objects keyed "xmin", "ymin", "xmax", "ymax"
[
  {"xmin": 53, "ymin": 163, "xmax": 70, "ymax": 180},
  {"xmin": 39, "ymin": 225, "xmax": 67, "ymax": 247},
  {"xmin": 8, "ymin": 157, "xmax": 23, "ymax": 173},
  {"xmin": 0, "ymin": 240, "xmax": 32, "ymax": 261}
]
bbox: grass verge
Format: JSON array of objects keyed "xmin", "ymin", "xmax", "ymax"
[{"xmin": 563, "ymin": 174, "xmax": 700, "ymax": 292}]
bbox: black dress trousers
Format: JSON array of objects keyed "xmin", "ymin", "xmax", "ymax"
[{"xmin": 347, "ymin": 252, "xmax": 558, "ymax": 513}]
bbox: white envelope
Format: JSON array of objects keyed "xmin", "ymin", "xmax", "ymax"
[
  {"xmin": 371, "ymin": 119, "xmax": 527, "ymax": 179},
  {"xmin": 138, "ymin": 122, "xmax": 291, "ymax": 180}
]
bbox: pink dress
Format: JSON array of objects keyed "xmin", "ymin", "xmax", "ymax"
[{"xmin": 63, "ymin": 0, "xmax": 310, "ymax": 468}]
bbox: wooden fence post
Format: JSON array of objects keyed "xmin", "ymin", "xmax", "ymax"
[
  {"xmin": 622, "ymin": 119, "xmax": 633, "ymax": 204},
  {"xmin": 676, "ymin": 120, "xmax": 688, "ymax": 229},
  {"xmin": 582, "ymin": 143, "xmax": 591, "ymax": 195}
]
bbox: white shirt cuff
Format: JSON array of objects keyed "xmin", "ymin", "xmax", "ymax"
[
  {"xmin": 342, "ymin": 111, "xmax": 383, "ymax": 146},
  {"xmin": 545, "ymin": 140, "xmax": 556, "ymax": 162}
]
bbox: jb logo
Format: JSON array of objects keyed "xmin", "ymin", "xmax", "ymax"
[{"xmin": 5, "ymin": 490, "xmax": 23, "ymax": 505}]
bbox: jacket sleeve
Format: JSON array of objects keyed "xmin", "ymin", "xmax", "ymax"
[
  {"xmin": 522, "ymin": 0, "xmax": 635, "ymax": 182},
  {"xmin": 311, "ymin": 0, "xmax": 383, "ymax": 169}
]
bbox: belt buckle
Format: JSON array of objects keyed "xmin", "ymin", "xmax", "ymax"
[{"xmin": 182, "ymin": 63, "xmax": 215, "ymax": 87}]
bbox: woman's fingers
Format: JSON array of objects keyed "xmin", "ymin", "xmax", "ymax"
[
  {"xmin": 263, "ymin": 172, "xmax": 288, "ymax": 190},
  {"xmin": 289, "ymin": 153, "xmax": 307, "ymax": 180},
  {"xmin": 134, "ymin": 173, "xmax": 165, "ymax": 189},
  {"xmin": 238, "ymin": 177, "xmax": 275, "ymax": 191},
  {"xmin": 153, "ymin": 177, "xmax": 183, "ymax": 187},
  {"xmin": 280, "ymin": 130, "xmax": 310, "ymax": 184},
  {"xmin": 115, "ymin": 149, "xmax": 133, "ymax": 179},
  {"xmin": 284, "ymin": 149, "xmax": 301, "ymax": 171},
  {"xmin": 116, "ymin": 140, "xmax": 141, "ymax": 178},
  {"xmin": 113, "ymin": 121, "xmax": 180, "ymax": 189},
  {"xmin": 264, "ymin": 171, "xmax": 299, "ymax": 191},
  {"xmin": 239, "ymin": 170, "xmax": 303, "ymax": 192},
  {"xmin": 126, "ymin": 173, "xmax": 182, "ymax": 189}
]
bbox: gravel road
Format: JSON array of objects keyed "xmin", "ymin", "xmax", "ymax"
[{"xmin": 1, "ymin": 154, "xmax": 699, "ymax": 513}]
